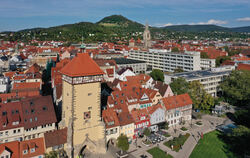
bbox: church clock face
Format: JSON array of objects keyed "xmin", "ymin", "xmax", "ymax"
[{"xmin": 84, "ymin": 111, "xmax": 91, "ymax": 120}]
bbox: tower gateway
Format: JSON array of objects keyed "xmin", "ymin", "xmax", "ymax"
[
  {"xmin": 143, "ymin": 22, "xmax": 152, "ymax": 48},
  {"xmin": 60, "ymin": 53, "xmax": 106, "ymax": 157}
]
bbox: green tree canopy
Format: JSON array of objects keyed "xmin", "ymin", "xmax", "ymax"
[
  {"xmin": 143, "ymin": 127, "xmax": 151, "ymax": 136},
  {"xmin": 170, "ymin": 78, "xmax": 189, "ymax": 95},
  {"xmin": 117, "ymin": 134, "xmax": 129, "ymax": 152},
  {"xmin": 174, "ymin": 67, "xmax": 184, "ymax": 73},
  {"xmin": 172, "ymin": 47, "xmax": 179, "ymax": 52},
  {"xmin": 200, "ymin": 52, "xmax": 209, "ymax": 58},
  {"xmin": 150, "ymin": 69, "xmax": 164, "ymax": 82},
  {"xmin": 220, "ymin": 70, "xmax": 250, "ymax": 107},
  {"xmin": 188, "ymin": 81, "xmax": 214, "ymax": 110},
  {"xmin": 215, "ymin": 56, "xmax": 231, "ymax": 67}
]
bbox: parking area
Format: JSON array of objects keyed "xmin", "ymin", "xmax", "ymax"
[{"xmin": 147, "ymin": 133, "xmax": 165, "ymax": 144}]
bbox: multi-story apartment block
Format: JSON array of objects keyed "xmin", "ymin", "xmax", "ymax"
[
  {"xmin": 165, "ymin": 65, "xmax": 235, "ymax": 97},
  {"xmin": 0, "ymin": 96, "xmax": 57, "ymax": 144},
  {"xmin": 128, "ymin": 49, "xmax": 201, "ymax": 72},
  {"xmin": 113, "ymin": 58, "xmax": 147, "ymax": 74},
  {"xmin": 200, "ymin": 58, "xmax": 216, "ymax": 70}
]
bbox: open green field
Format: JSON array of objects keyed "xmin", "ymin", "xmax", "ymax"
[
  {"xmin": 147, "ymin": 147, "xmax": 173, "ymax": 158},
  {"xmin": 190, "ymin": 130, "xmax": 237, "ymax": 158}
]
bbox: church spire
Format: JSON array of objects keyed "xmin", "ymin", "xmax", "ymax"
[{"xmin": 143, "ymin": 21, "xmax": 151, "ymax": 49}]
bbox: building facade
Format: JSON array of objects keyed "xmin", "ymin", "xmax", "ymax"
[
  {"xmin": 200, "ymin": 58, "xmax": 216, "ymax": 70},
  {"xmin": 60, "ymin": 53, "xmax": 106, "ymax": 157},
  {"xmin": 128, "ymin": 49, "xmax": 201, "ymax": 72},
  {"xmin": 165, "ymin": 66, "xmax": 235, "ymax": 97}
]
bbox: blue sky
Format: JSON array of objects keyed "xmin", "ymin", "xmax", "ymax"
[{"xmin": 0, "ymin": 0, "xmax": 250, "ymax": 32}]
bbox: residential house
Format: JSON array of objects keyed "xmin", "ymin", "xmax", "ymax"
[
  {"xmin": 162, "ymin": 93, "xmax": 192, "ymax": 127},
  {"xmin": 147, "ymin": 104, "xmax": 165, "ymax": 132}
]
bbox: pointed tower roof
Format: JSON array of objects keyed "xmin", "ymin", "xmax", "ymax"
[{"xmin": 61, "ymin": 53, "xmax": 104, "ymax": 77}]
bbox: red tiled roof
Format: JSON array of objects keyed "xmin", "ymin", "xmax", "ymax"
[
  {"xmin": 162, "ymin": 93, "xmax": 192, "ymax": 110},
  {"xmin": 25, "ymin": 63, "xmax": 40, "ymax": 74},
  {"xmin": 61, "ymin": 53, "xmax": 104, "ymax": 77},
  {"xmin": 44, "ymin": 128, "xmax": 67, "ymax": 148},
  {"xmin": 237, "ymin": 63, "xmax": 250, "ymax": 71},
  {"xmin": 147, "ymin": 104, "xmax": 163, "ymax": 115},
  {"xmin": 0, "ymin": 141, "xmax": 20, "ymax": 158},
  {"xmin": 20, "ymin": 138, "xmax": 45, "ymax": 158},
  {"xmin": 21, "ymin": 96, "xmax": 57, "ymax": 129},
  {"xmin": 12, "ymin": 82, "xmax": 41, "ymax": 92},
  {"xmin": 0, "ymin": 102, "xmax": 24, "ymax": 131},
  {"xmin": 102, "ymin": 109, "xmax": 120, "ymax": 128}
]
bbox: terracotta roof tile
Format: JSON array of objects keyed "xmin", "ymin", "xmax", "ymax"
[
  {"xmin": 61, "ymin": 53, "xmax": 104, "ymax": 77},
  {"xmin": 44, "ymin": 128, "xmax": 67, "ymax": 148},
  {"xmin": 162, "ymin": 93, "xmax": 192, "ymax": 110}
]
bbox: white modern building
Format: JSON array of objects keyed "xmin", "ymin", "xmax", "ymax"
[
  {"xmin": 0, "ymin": 76, "xmax": 10, "ymax": 93},
  {"xmin": 200, "ymin": 58, "xmax": 216, "ymax": 70},
  {"xmin": 113, "ymin": 58, "xmax": 147, "ymax": 74},
  {"xmin": 128, "ymin": 49, "xmax": 201, "ymax": 72},
  {"xmin": 164, "ymin": 65, "xmax": 235, "ymax": 97}
]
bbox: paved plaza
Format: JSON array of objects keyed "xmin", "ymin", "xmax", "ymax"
[{"xmin": 124, "ymin": 114, "xmax": 227, "ymax": 158}]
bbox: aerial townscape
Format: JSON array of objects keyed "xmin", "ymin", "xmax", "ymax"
[{"xmin": 0, "ymin": 1, "xmax": 250, "ymax": 158}]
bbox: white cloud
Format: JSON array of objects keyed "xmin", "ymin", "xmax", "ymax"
[
  {"xmin": 191, "ymin": 19, "xmax": 227, "ymax": 25},
  {"xmin": 237, "ymin": 17, "xmax": 250, "ymax": 22},
  {"xmin": 163, "ymin": 23, "xmax": 174, "ymax": 26}
]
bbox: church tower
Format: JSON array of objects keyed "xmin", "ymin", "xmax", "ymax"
[
  {"xmin": 60, "ymin": 53, "xmax": 106, "ymax": 157},
  {"xmin": 143, "ymin": 22, "xmax": 152, "ymax": 48}
]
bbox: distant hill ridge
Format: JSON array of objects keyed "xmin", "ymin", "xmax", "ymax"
[{"xmin": 1, "ymin": 15, "xmax": 249, "ymax": 33}]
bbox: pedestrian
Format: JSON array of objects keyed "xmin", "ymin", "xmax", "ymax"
[{"xmin": 171, "ymin": 144, "xmax": 174, "ymax": 150}]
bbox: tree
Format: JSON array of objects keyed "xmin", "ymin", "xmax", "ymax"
[
  {"xmin": 200, "ymin": 52, "xmax": 209, "ymax": 58},
  {"xmin": 220, "ymin": 70, "xmax": 250, "ymax": 107},
  {"xmin": 143, "ymin": 127, "xmax": 151, "ymax": 137},
  {"xmin": 188, "ymin": 80, "xmax": 214, "ymax": 111},
  {"xmin": 170, "ymin": 78, "xmax": 189, "ymax": 95},
  {"xmin": 172, "ymin": 47, "xmax": 179, "ymax": 52},
  {"xmin": 215, "ymin": 56, "xmax": 231, "ymax": 67},
  {"xmin": 117, "ymin": 134, "xmax": 129, "ymax": 154},
  {"xmin": 44, "ymin": 151, "xmax": 58, "ymax": 158},
  {"xmin": 223, "ymin": 125, "xmax": 250, "ymax": 157},
  {"xmin": 174, "ymin": 67, "xmax": 184, "ymax": 73},
  {"xmin": 165, "ymin": 122, "xmax": 169, "ymax": 130},
  {"xmin": 150, "ymin": 69, "xmax": 164, "ymax": 82}
]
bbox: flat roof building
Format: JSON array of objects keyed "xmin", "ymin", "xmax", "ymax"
[
  {"xmin": 129, "ymin": 49, "xmax": 201, "ymax": 72},
  {"xmin": 113, "ymin": 58, "xmax": 147, "ymax": 74},
  {"xmin": 164, "ymin": 65, "xmax": 235, "ymax": 97}
]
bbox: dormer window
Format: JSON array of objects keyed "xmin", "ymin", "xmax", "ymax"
[
  {"xmin": 23, "ymin": 149, "xmax": 28, "ymax": 154},
  {"xmin": 2, "ymin": 111, "xmax": 7, "ymax": 116},
  {"xmin": 30, "ymin": 148, "xmax": 35, "ymax": 153}
]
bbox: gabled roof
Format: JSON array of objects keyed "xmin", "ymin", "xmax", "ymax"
[
  {"xmin": 20, "ymin": 138, "xmax": 45, "ymax": 158},
  {"xmin": 237, "ymin": 63, "xmax": 250, "ymax": 71},
  {"xmin": 102, "ymin": 109, "xmax": 120, "ymax": 128},
  {"xmin": 21, "ymin": 96, "xmax": 57, "ymax": 129},
  {"xmin": 44, "ymin": 128, "xmax": 67, "ymax": 148},
  {"xmin": 12, "ymin": 82, "xmax": 40, "ymax": 92},
  {"xmin": 60, "ymin": 53, "xmax": 104, "ymax": 77},
  {"xmin": 0, "ymin": 141, "xmax": 20, "ymax": 158},
  {"xmin": 162, "ymin": 93, "xmax": 192, "ymax": 110}
]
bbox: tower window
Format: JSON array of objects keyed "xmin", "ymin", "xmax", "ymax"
[{"xmin": 84, "ymin": 111, "xmax": 91, "ymax": 120}]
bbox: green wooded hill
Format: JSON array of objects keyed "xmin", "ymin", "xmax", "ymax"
[{"xmin": 1, "ymin": 15, "xmax": 250, "ymax": 42}]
